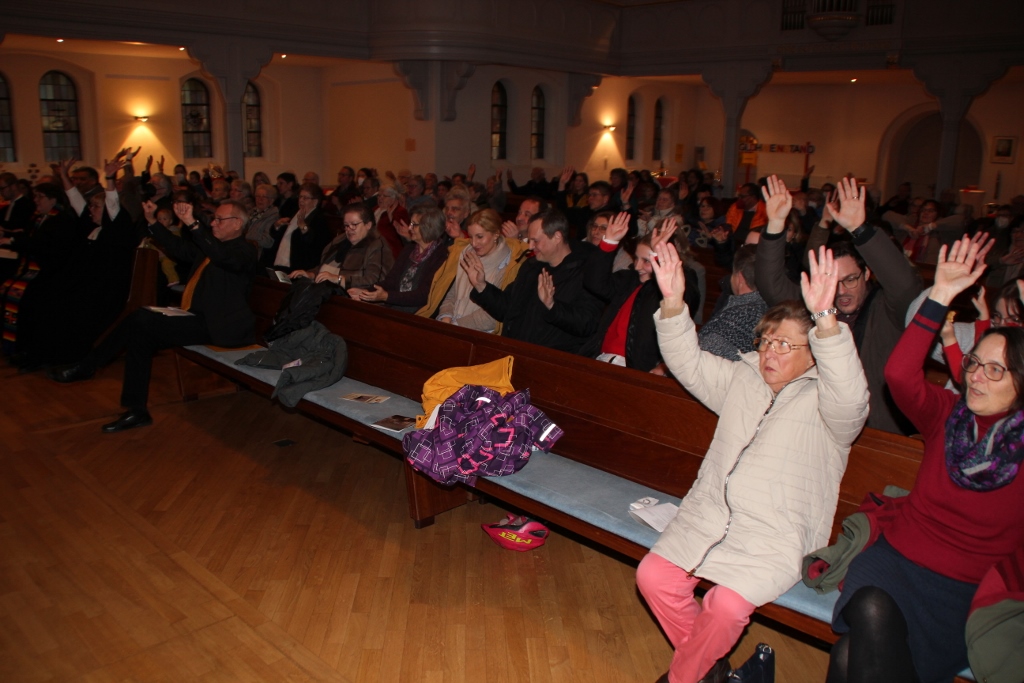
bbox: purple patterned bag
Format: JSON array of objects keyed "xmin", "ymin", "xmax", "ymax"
[{"xmin": 402, "ymin": 384, "xmax": 564, "ymax": 486}]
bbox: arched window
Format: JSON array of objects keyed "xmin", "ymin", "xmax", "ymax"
[
  {"xmin": 625, "ymin": 96, "xmax": 636, "ymax": 161},
  {"xmin": 652, "ymin": 98, "xmax": 664, "ymax": 161},
  {"xmin": 0, "ymin": 74, "xmax": 14, "ymax": 162},
  {"xmin": 530, "ymin": 86, "xmax": 545, "ymax": 160},
  {"xmin": 39, "ymin": 71, "xmax": 80, "ymax": 162},
  {"xmin": 490, "ymin": 82, "xmax": 507, "ymax": 161},
  {"xmin": 181, "ymin": 78, "xmax": 213, "ymax": 159},
  {"xmin": 243, "ymin": 81, "xmax": 262, "ymax": 158}
]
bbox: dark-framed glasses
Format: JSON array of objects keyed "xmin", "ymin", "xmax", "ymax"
[
  {"xmin": 752, "ymin": 337, "xmax": 808, "ymax": 355},
  {"xmin": 211, "ymin": 215, "xmax": 242, "ymax": 223},
  {"xmin": 962, "ymin": 355, "xmax": 1007, "ymax": 381},
  {"xmin": 837, "ymin": 272, "xmax": 864, "ymax": 290}
]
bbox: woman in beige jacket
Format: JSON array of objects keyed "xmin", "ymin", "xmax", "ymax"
[{"xmin": 637, "ymin": 240, "xmax": 869, "ymax": 683}]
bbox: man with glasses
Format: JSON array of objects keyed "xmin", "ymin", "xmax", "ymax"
[
  {"xmin": 757, "ymin": 175, "xmax": 922, "ymax": 434},
  {"xmin": 50, "ymin": 199, "xmax": 260, "ymax": 434}
]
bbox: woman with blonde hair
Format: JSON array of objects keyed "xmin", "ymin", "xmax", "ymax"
[{"xmin": 419, "ymin": 208, "xmax": 527, "ymax": 332}]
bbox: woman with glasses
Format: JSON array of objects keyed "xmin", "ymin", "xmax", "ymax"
[
  {"xmin": 637, "ymin": 242, "xmax": 869, "ymax": 683},
  {"xmin": 828, "ymin": 235, "xmax": 1024, "ymax": 683},
  {"xmin": 290, "ymin": 203, "xmax": 393, "ymax": 295},
  {"xmin": 347, "ymin": 207, "xmax": 449, "ymax": 313}
]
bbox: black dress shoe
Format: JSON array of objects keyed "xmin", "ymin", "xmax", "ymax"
[
  {"xmin": 101, "ymin": 409, "xmax": 153, "ymax": 433},
  {"xmin": 48, "ymin": 364, "xmax": 95, "ymax": 383}
]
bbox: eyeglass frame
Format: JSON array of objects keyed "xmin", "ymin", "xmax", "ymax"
[
  {"xmin": 962, "ymin": 354, "xmax": 1008, "ymax": 382},
  {"xmin": 991, "ymin": 311, "xmax": 1023, "ymax": 327},
  {"xmin": 837, "ymin": 271, "xmax": 865, "ymax": 290},
  {"xmin": 752, "ymin": 337, "xmax": 810, "ymax": 355},
  {"xmin": 210, "ymin": 215, "xmax": 242, "ymax": 224}
]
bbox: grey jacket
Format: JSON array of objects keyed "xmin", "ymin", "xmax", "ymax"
[{"xmin": 236, "ymin": 321, "xmax": 348, "ymax": 407}]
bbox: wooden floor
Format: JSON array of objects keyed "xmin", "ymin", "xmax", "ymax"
[{"xmin": 0, "ymin": 352, "xmax": 834, "ymax": 682}]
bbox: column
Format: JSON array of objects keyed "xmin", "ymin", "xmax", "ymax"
[{"xmin": 701, "ymin": 61, "xmax": 773, "ymax": 195}]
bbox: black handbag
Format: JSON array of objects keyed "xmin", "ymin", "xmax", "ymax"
[{"xmin": 726, "ymin": 643, "xmax": 774, "ymax": 683}]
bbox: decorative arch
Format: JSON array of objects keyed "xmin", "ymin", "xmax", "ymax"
[{"xmin": 876, "ymin": 103, "xmax": 985, "ymax": 199}]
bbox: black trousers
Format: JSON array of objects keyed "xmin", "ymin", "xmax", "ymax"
[{"xmin": 86, "ymin": 308, "xmax": 211, "ymax": 409}]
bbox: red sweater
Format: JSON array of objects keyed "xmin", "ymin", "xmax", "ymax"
[{"xmin": 883, "ymin": 298, "xmax": 1024, "ymax": 584}]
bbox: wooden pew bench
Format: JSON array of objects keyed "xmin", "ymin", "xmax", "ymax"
[{"xmin": 172, "ymin": 276, "xmax": 972, "ymax": 681}]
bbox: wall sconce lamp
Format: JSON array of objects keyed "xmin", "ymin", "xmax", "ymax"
[
  {"xmin": 604, "ymin": 124, "xmax": 616, "ymax": 132},
  {"xmin": 135, "ymin": 116, "xmax": 150, "ymax": 123}
]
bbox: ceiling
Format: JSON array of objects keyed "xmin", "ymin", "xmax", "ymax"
[{"xmin": 3, "ymin": 33, "xmax": 1022, "ymax": 87}]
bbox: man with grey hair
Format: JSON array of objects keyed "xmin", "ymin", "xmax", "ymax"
[
  {"xmin": 405, "ymin": 174, "xmax": 435, "ymax": 213},
  {"xmin": 466, "ymin": 209, "xmax": 601, "ymax": 352},
  {"xmin": 50, "ymin": 199, "xmax": 260, "ymax": 433},
  {"xmin": 247, "ymin": 183, "xmax": 280, "ymax": 264},
  {"xmin": 443, "ymin": 186, "xmax": 473, "ymax": 239}
]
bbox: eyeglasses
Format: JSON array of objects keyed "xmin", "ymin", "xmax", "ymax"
[
  {"xmin": 343, "ymin": 221, "xmax": 366, "ymax": 229},
  {"xmin": 992, "ymin": 312, "xmax": 1023, "ymax": 327},
  {"xmin": 837, "ymin": 272, "xmax": 864, "ymax": 290},
  {"xmin": 962, "ymin": 354, "xmax": 1008, "ymax": 382},
  {"xmin": 299, "ymin": 194, "xmax": 315, "ymax": 200},
  {"xmin": 752, "ymin": 337, "xmax": 808, "ymax": 354},
  {"xmin": 211, "ymin": 216, "xmax": 241, "ymax": 223},
  {"xmin": 409, "ymin": 222, "xmax": 421, "ymax": 228}
]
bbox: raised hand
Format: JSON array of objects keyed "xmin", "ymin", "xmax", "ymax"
[
  {"xmin": 930, "ymin": 234, "xmax": 992, "ymax": 306},
  {"xmin": 158, "ymin": 155, "xmax": 165, "ymax": 173},
  {"xmin": 971, "ymin": 286, "xmax": 989, "ymax": 321},
  {"xmin": 829, "ymin": 177, "xmax": 866, "ymax": 232},
  {"xmin": 649, "ymin": 240, "xmax": 686, "ymax": 308},
  {"xmin": 174, "ymin": 201, "xmax": 195, "ymax": 227},
  {"xmin": 710, "ymin": 225, "xmax": 730, "ymax": 244},
  {"xmin": 460, "ymin": 249, "xmax": 487, "ymax": 291},
  {"xmin": 606, "ymin": 211, "xmax": 631, "ymax": 243},
  {"xmin": 467, "ymin": 163, "xmax": 476, "ymax": 181},
  {"xmin": 940, "ymin": 312, "xmax": 958, "ymax": 349},
  {"xmin": 800, "ymin": 246, "xmax": 839, "ymax": 323},
  {"xmin": 501, "ymin": 220, "xmax": 519, "ymax": 239},
  {"xmin": 394, "ymin": 219, "xmax": 410, "ymax": 240},
  {"xmin": 558, "ymin": 166, "xmax": 574, "ymax": 189},
  {"xmin": 652, "ymin": 216, "xmax": 678, "ymax": 249},
  {"xmin": 104, "ymin": 157, "xmax": 125, "ymax": 179},
  {"xmin": 145, "ymin": 155, "xmax": 153, "ymax": 171},
  {"xmin": 537, "ymin": 269, "xmax": 556, "ymax": 309},
  {"xmin": 761, "ymin": 175, "xmax": 792, "ymax": 230}
]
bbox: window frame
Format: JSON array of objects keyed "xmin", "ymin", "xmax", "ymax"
[
  {"xmin": 243, "ymin": 81, "xmax": 263, "ymax": 158},
  {"xmin": 490, "ymin": 82, "xmax": 508, "ymax": 161},
  {"xmin": 0, "ymin": 73, "xmax": 15, "ymax": 163},
  {"xmin": 181, "ymin": 77, "xmax": 213, "ymax": 160},
  {"xmin": 39, "ymin": 70, "xmax": 81, "ymax": 162},
  {"xmin": 625, "ymin": 96, "xmax": 636, "ymax": 161},
  {"xmin": 530, "ymin": 86, "xmax": 545, "ymax": 161}
]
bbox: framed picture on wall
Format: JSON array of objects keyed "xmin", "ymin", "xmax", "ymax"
[{"xmin": 991, "ymin": 136, "xmax": 1017, "ymax": 164}]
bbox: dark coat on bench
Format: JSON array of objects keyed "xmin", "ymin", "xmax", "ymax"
[{"xmin": 470, "ymin": 242, "xmax": 602, "ymax": 353}]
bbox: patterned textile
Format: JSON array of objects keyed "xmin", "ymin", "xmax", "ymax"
[
  {"xmin": 403, "ymin": 384, "xmax": 564, "ymax": 486},
  {"xmin": 944, "ymin": 399, "xmax": 1024, "ymax": 492},
  {"xmin": 1, "ymin": 260, "xmax": 40, "ymax": 355}
]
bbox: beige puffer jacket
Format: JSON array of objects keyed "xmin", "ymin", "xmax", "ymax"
[{"xmin": 651, "ymin": 305, "xmax": 869, "ymax": 606}]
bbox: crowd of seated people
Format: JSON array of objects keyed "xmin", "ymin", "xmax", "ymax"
[{"xmin": 4, "ymin": 147, "xmax": 1024, "ymax": 682}]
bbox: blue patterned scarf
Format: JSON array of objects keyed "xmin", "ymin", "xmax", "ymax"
[{"xmin": 944, "ymin": 399, "xmax": 1024, "ymax": 491}]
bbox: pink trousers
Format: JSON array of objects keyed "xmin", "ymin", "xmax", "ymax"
[{"xmin": 636, "ymin": 553, "xmax": 756, "ymax": 683}]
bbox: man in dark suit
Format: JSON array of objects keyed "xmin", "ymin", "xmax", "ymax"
[
  {"xmin": 50, "ymin": 199, "xmax": 260, "ymax": 433},
  {"xmin": 1, "ymin": 173, "xmax": 34, "ymax": 232}
]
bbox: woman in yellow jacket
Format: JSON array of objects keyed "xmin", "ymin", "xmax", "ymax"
[{"xmin": 416, "ymin": 208, "xmax": 528, "ymax": 333}]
